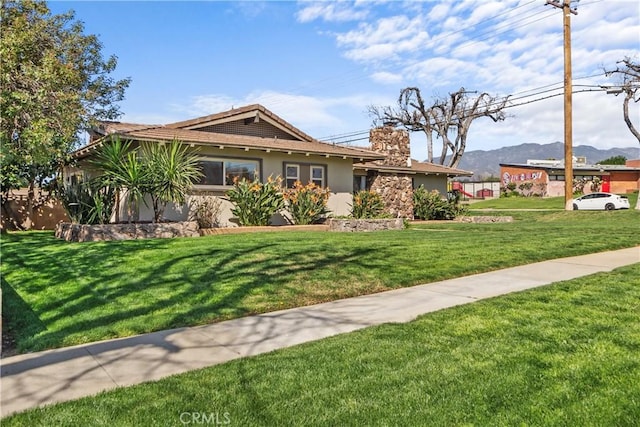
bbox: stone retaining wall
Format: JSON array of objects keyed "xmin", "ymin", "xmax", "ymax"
[
  {"xmin": 55, "ymin": 222, "xmax": 200, "ymax": 242},
  {"xmin": 328, "ymin": 218, "xmax": 404, "ymax": 232},
  {"xmin": 458, "ymin": 216, "xmax": 514, "ymax": 223}
]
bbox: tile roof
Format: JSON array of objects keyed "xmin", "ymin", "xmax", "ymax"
[
  {"xmin": 75, "ymin": 104, "xmax": 384, "ymax": 161},
  {"xmin": 165, "ymin": 104, "xmax": 316, "ymax": 142},
  {"xmin": 76, "ymin": 125, "xmax": 383, "ymax": 161},
  {"xmin": 92, "ymin": 121, "xmax": 160, "ymax": 134},
  {"xmin": 355, "ymin": 159, "xmax": 473, "ymax": 176},
  {"xmin": 73, "ymin": 104, "xmax": 388, "ymax": 161}
]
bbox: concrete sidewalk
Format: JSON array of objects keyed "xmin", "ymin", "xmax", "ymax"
[{"xmin": 2, "ymin": 247, "xmax": 638, "ymax": 417}]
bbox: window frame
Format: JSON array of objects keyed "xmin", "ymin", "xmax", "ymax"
[
  {"xmin": 194, "ymin": 156, "xmax": 262, "ymax": 188},
  {"xmin": 283, "ymin": 162, "xmax": 328, "ymax": 188},
  {"xmin": 311, "ymin": 165, "xmax": 325, "ymax": 187},
  {"xmin": 285, "ymin": 163, "xmax": 300, "ymax": 188}
]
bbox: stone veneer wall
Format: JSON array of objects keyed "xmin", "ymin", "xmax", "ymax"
[
  {"xmin": 369, "ymin": 175, "xmax": 414, "ymax": 219},
  {"xmin": 328, "ymin": 218, "xmax": 404, "ymax": 232},
  {"xmin": 55, "ymin": 222, "xmax": 200, "ymax": 242},
  {"xmin": 370, "ymin": 126, "xmax": 411, "ymax": 167},
  {"xmin": 369, "ymin": 126, "xmax": 414, "ymax": 219}
]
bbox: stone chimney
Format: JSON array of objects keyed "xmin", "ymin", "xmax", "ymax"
[
  {"xmin": 370, "ymin": 125, "xmax": 411, "ymax": 167},
  {"xmin": 368, "ymin": 125, "xmax": 414, "ymax": 219}
]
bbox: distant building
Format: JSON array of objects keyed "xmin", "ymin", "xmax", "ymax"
[{"xmin": 499, "ymin": 157, "xmax": 640, "ymax": 197}]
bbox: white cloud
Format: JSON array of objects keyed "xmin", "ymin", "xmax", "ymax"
[
  {"xmin": 279, "ymin": 0, "xmax": 640, "ymax": 151},
  {"xmin": 466, "ymin": 2, "xmax": 505, "ymax": 26},
  {"xmin": 177, "ymin": 94, "xmax": 239, "ymax": 118},
  {"xmin": 426, "ymin": 2, "xmax": 451, "ymax": 23},
  {"xmin": 337, "ymin": 15, "xmax": 430, "ymax": 63},
  {"xmin": 296, "ymin": 1, "xmax": 369, "ymax": 23},
  {"xmin": 405, "ymin": 57, "xmax": 481, "ymax": 89},
  {"xmin": 169, "ymin": 90, "xmax": 391, "ymax": 141},
  {"xmin": 141, "ymin": 0, "xmax": 640, "ymax": 153},
  {"xmin": 370, "ymin": 71, "xmax": 403, "ymax": 85}
]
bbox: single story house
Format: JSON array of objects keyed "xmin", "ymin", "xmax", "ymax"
[
  {"xmin": 500, "ymin": 157, "xmax": 640, "ymax": 197},
  {"xmin": 67, "ymin": 104, "xmax": 471, "ymax": 224}
]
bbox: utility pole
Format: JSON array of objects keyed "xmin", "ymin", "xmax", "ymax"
[{"xmin": 546, "ymin": 0, "xmax": 577, "ymax": 210}]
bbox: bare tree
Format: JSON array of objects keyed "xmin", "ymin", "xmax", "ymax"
[
  {"xmin": 369, "ymin": 87, "xmax": 509, "ymax": 168},
  {"xmin": 605, "ymin": 57, "xmax": 640, "ymax": 144}
]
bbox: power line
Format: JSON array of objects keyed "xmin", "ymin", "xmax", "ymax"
[
  {"xmin": 255, "ymin": 1, "xmax": 564, "ymax": 109},
  {"xmin": 320, "ymin": 72, "xmax": 610, "ymax": 142},
  {"xmin": 322, "ymin": 86, "xmax": 612, "ymax": 146}
]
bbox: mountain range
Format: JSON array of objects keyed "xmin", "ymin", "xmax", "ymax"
[{"xmin": 450, "ymin": 142, "xmax": 640, "ymax": 180}]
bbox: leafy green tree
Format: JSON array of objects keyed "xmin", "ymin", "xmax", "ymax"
[
  {"xmin": 597, "ymin": 155, "xmax": 627, "ymax": 165},
  {"xmin": 0, "ymin": 0, "xmax": 130, "ymax": 228}
]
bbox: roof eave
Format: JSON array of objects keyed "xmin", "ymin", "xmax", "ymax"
[{"xmin": 72, "ymin": 132, "xmax": 383, "ymax": 162}]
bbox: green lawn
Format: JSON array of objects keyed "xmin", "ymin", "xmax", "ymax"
[
  {"xmin": 469, "ymin": 192, "xmax": 638, "ymax": 210},
  {"xmin": 2, "ymin": 209, "xmax": 639, "ymax": 354},
  {"xmin": 469, "ymin": 195, "xmax": 565, "ymax": 209},
  {"xmin": 4, "ymin": 263, "xmax": 639, "ymax": 426}
]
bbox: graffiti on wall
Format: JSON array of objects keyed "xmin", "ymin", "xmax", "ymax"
[{"xmin": 502, "ymin": 171, "xmax": 544, "ymax": 186}]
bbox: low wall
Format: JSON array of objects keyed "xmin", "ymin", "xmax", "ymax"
[
  {"xmin": 458, "ymin": 216, "xmax": 513, "ymax": 223},
  {"xmin": 328, "ymin": 218, "xmax": 404, "ymax": 232},
  {"xmin": 1, "ymin": 195, "xmax": 69, "ymax": 231},
  {"xmin": 55, "ymin": 222, "xmax": 200, "ymax": 242}
]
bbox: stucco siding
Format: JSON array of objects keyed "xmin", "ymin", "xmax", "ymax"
[
  {"xmin": 413, "ymin": 175, "xmax": 448, "ymax": 195},
  {"xmin": 109, "ymin": 148, "xmax": 355, "ymax": 225}
]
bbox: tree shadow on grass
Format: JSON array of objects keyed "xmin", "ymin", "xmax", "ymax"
[
  {"xmin": 1, "ymin": 231, "xmax": 381, "ymax": 353},
  {"xmin": 1, "ymin": 277, "xmax": 47, "ymax": 356}
]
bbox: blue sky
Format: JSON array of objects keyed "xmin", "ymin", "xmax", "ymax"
[{"xmin": 49, "ymin": 1, "xmax": 640, "ymax": 161}]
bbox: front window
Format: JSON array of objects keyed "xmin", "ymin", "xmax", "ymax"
[
  {"xmin": 284, "ymin": 163, "xmax": 327, "ymax": 188},
  {"xmin": 286, "ymin": 164, "xmax": 300, "ymax": 188},
  {"xmin": 195, "ymin": 158, "xmax": 260, "ymax": 186},
  {"xmin": 311, "ymin": 166, "xmax": 325, "ymax": 187}
]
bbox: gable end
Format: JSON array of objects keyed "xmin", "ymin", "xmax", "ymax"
[{"xmin": 195, "ymin": 119, "xmax": 299, "ymax": 141}]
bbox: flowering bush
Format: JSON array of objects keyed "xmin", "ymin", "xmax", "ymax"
[
  {"xmin": 226, "ymin": 176, "xmax": 285, "ymax": 226},
  {"xmin": 284, "ymin": 181, "xmax": 331, "ymax": 225},
  {"xmin": 351, "ymin": 190, "xmax": 385, "ymax": 219}
]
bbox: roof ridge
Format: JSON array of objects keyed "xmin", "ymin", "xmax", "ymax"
[{"xmin": 163, "ymin": 104, "xmax": 315, "ymax": 142}]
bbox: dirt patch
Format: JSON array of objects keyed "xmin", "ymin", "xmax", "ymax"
[{"xmin": 1, "ymin": 315, "xmax": 18, "ymax": 357}]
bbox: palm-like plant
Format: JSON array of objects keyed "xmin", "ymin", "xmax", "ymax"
[
  {"xmin": 142, "ymin": 140, "xmax": 202, "ymax": 222},
  {"xmin": 93, "ymin": 137, "xmax": 150, "ymax": 223}
]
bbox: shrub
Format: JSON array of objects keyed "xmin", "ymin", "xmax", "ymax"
[
  {"xmin": 188, "ymin": 196, "xmax": 223, "ymax": 228},
  {"xmin": 413, "ymin": 186, "xmax": 465, "ymax": 220},
  {"xmin": 93, "ymin": 138, "xmax": 202, "ymax": 223},
  {"xmin": 351, "ymin": 190, "xmax": 384, "ymax": 219},
  {"xmin": 142, "ymin": 140, "xmax": 203, "ymax": 223},
  {"xmin": 226, "ymin": 176, "xmax": 285, "ymax": 226},
  {"xmin": 284, "ymin": 181, "xmax": 331, "ymax": 225},
  {"xmin": 57, "ymin": 180, "xmax": 116, "ymax": 225},
  {"xmin": 500, "ymin": 182, "xmax": 519, "ymax": 198}
]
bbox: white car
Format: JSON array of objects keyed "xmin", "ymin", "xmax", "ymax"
[{"xmin": 572, "ymin": 192, "xmax": 630, "ymax": 211}]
